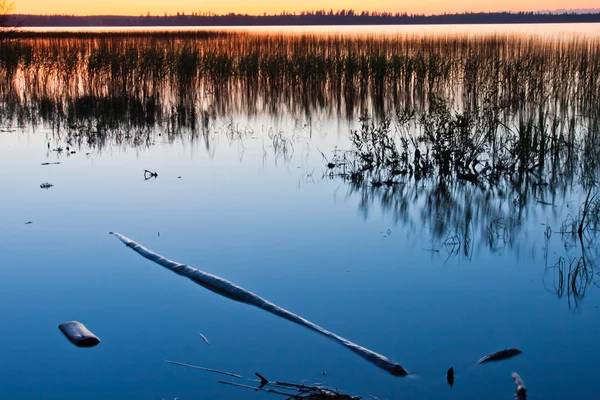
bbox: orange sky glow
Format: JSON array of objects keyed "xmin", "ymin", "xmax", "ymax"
[{"xmin": 13, "ymin": 0, "xmax": 600, "ymax": 16}]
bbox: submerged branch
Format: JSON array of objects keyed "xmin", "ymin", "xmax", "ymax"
[
  {"xmin": 218, "ymin": 380, "xmax": 296, "ymax": 397},
  {"xmin": 164, "ymin": 360, "xmax": 243, "ymax": 378}
]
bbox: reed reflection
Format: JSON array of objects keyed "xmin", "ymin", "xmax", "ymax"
[{"xmin": 2, "ymin": 30, "xmax": 600, "ymax": 308}]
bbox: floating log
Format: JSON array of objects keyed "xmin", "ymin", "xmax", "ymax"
[
  {"xmin": 110, "ymin": 232, "xmax": 409, "ymax": 377},
  {"xmin": 58, "ymin": 321, "xmax": 100, "ymax": 347},
  {"xmin": 477, "ymin": 348, "xmax": 522, "ymax": 364}
]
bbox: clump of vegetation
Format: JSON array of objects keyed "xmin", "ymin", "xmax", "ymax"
[
  {"xmin": 327, "ymin": 113, "xmax": 404, "ymax": 186},
  {"xmin": 325, "ymin": 82, "xmax": 600, "ymax": 269},
  {"xmin": 329, "ymin": 92, "xmax": 597, "ymax": 185}
]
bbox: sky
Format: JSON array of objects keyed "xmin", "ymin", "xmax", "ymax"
[{"xmin": 12, "ymin": 0, "xmax": 600, "ymax": 16}]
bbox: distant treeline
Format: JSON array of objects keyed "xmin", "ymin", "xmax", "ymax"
[{"xmin": 7, "ymin": 11, "xmax": 600, "ymax": 27}]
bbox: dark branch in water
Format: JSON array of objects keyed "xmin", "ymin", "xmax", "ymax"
[
  {"xmin": 218, "ymin": 380, "xmax": 296, "ymax": 397},
  {"xmin": 579, "ymin": 185, "xmax": 596, "ymax": 240},
  {"xmin": 476, "ymin": 348, "xmax": 523, "ymax": 364},
  {"xmin": 166, "ymin": 363, "xmax": 360, "ymax": 398},
  {"xmin": 220, "ymin": 371, "xmax": 361, "ymax": 399},
  {"xmin": 198, "ymin": 333, "xmax": 210, "ymax": 345},
  {"xmin": 255, "ymin": 372, "xmax": 269, "ymax": 388},
  {"xmin": 446, "ymin": 367, "xmax": 454, "ymax": 388},
  {"xmin": 111, "ymin": 232, "xmax": 409, "ymax": 377}
]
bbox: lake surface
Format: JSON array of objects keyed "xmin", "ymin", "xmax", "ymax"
[{"xmin": 1, "ymin": 24, "xmax": 600, "ymax": 400}]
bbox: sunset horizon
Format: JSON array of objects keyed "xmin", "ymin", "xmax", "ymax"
[{"xmin": 11, "ymin": 0, "xmax": 600, "ymax": 17}]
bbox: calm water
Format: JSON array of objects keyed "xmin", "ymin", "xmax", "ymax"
[{"xmin": 1, "ymin": 24, "xmax": 600, "ymax": 400}]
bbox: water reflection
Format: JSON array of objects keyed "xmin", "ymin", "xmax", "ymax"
[
  {"xmin": 1, "ymin": 31, "xmax": 598, "ymax": 126},
  {"xmin": 328, "ymin": 104, "xmax": 600, "ymax": 308},
  {"xmin": 540, "ymin": 189, "xmax": 600, "ymax": 308},
  {"xmin": 2, "ymin": 29, "xmax": 600, "ymax": 310}
]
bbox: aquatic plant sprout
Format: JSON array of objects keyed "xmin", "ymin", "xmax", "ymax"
[{"xmin": 110, "ymin": 232, "xmax": 409, "ymax": 377}]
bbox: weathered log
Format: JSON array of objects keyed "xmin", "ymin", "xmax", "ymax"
[
  {"xmin": 58, "ymin": 321, "xmax": 100, "ymax": 348},
  {"xmin": 110, "ymin": 232, "xmax": 409, "ymax": 377}
]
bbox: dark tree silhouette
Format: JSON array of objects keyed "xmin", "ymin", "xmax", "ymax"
[{"xmin": 7, "ymin": 10, "xmax": 600, "ymax": 27}]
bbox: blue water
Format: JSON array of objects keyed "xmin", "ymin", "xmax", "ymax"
[{"xmin": 0, "ymin": 118, "xmax": 599, "ymax": 400}]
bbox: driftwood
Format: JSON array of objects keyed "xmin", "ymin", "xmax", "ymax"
[
  {"xmin": 220, "ymin": 372, "xmax": 360, "ymax": 399},
  {"xmin": 477, "ymin": 348, "xmax": 522, "ymax": 364},
  {"xmin": 199, "ymin": 333, "xmax": 210, "ymax": 345},
  {"xmin": 58, "ymin": 321, "xmax": 100, "ymax": 347},
  {"xmin": 218, "ymin": 380, "xmax": 297, "ymax": 397},
  {"xmin": 110, "ymin": 232, "xmax": 408, "ymax": 377},
  {"xmin": 512, "ymin": 372, "xmax": 527, "ymax": 400},
  {"xmin": 165, "ymin": 361, "xmax": 359, "ymax": 399}
]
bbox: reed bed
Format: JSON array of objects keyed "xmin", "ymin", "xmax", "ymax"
[{"xmin": 0, "ymin": 31, "xmax": 599, "ymax": 125}]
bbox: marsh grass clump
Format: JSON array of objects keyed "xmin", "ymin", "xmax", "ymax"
[
  {"xmin": 330, "ymin": 113, "xmax": 404, "ymax": 186},
  {"xmin": 329, "ymin": 91, "xmax": 597, "ymax": 186},
  {"xmin": 326, "ymin": 85, "xmax": 600, "ymax": 265},
  {"xmin": 417, "ymin": 94, "xmax": 492, "ymax": 179}
]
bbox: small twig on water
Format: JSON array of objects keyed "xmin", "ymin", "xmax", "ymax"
[
  {"xmin": 164, "ymin": 360, "xmax": 242, "ymax": 378},
  {"xmin": 199, "ymin": 333, "xmax": 210, "ymax": 345},
  {"xmin": 217, "ymin": 380, "xmax": 296, "ymax": 397}
]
